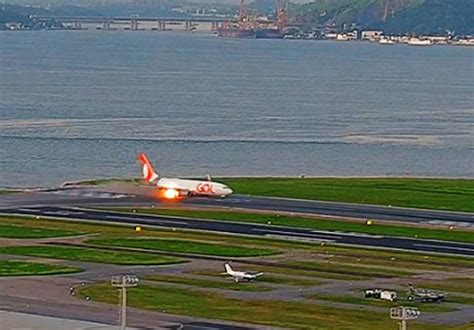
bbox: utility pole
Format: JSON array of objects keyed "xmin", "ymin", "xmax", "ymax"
[
  {"xmin": 111, "ymin": 275, "xmax": 139, "ymax": 330},
  {"xmin": 390, "ymin": 306, "xmax": 420, "ymax": 330}
]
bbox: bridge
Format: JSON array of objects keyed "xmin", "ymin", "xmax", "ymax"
[{"xmin": 33, "ymin": 15, "xmax": 232, "ymax": 31}]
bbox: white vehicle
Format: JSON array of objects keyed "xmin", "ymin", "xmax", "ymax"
[
  {"xmin": 380, "ymin": 290, "xmax": 397, "ymax": 302},
  {"xmin": 137, "ymin": 153, "xmax": 233, "ymax": 200},
  {"xmin": 223, "ymin": 263, "xmax": 264, "ymax": 283},
  {"xmin": 364, "ymin": 288, "xmax": 397, "ymax": 302}
]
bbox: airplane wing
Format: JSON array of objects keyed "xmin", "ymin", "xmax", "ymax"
[
  {"xmin": 249, "ymin": 272, "xmax": 264, "ymax": 277},
  {"xmin": 156, "ymin": 184, "xmax": 191, "ymax": 200}
]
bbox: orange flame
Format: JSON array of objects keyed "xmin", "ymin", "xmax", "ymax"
[{"xmin": 163, "ymin": 188, "xmax": 180, "ymax": 200}]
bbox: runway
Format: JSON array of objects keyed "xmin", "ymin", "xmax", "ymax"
[
  {"xmin": 2, "ymin": 206, "xmax": 474, "ymax": 257},
  {"xmin": 1, "ymin": 187, "xmax": 473, "ymax": 227},
  {"xmin": 193, "ymin": 195, "xmax": 474, "ymax": 227}
]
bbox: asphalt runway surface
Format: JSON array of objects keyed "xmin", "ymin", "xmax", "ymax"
[
  {"xmin": 2, "ymin": 206, "xmax": 474, "ymax": 257},
  {"xmin": 1, "ymin": 187, "xmax": 473, "ymax": 227}
]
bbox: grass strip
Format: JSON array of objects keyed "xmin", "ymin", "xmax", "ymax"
[
  {"xmin": 145, "ymin": 274, "xmax": 271, "ymax": 291},
  {"xmin": 87, "ymin": 238, "xmax": 276, "ymax": 257},
  {"xmin": 308, "ymin": 293, "xmax": 457, "ymax": 313},
  {"xmin": 188, "ymin": 266, "xmax": 367, "ymax": 281},
  {"xmin": 186, "ymin": 269, "xmax": 322, "ymax": 286},
  {"xmin": 219, "ymin": 177, "xmax": 474, "ymax": 212},
  {"xmin": 0, "ymin": 245, "xmax": 185, "ymax": 265},
  {"xmin": 2, "ymin": 216, "xmax": 473, "ymax": 271},
  {"xmin": 446, "ymin": 295, "xmax": 474, "ymax": 305},
  {"xmin": 287, "ymin": 260, "xmax": 416, "ymax": 278},
  {"xmin": 0, "ymin": 260, "xmax": 81, "ymax": 276},
  {"xmin": 77, "ymin": 283, "xmax": 465, "ymax": 330},
  {"xmin": 0, "ymin": 224, "xmax": 82, "ymax": 239}
]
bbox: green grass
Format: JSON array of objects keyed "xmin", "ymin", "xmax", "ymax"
[
  {"xmin": 188, "ymin": 265, "xmax": 367, "ymax": 281},
  {"xmin": 145, "ymin": 274, "xmax": 271, "ymax": 291},
  {"xmin": 0, "ymin": 216, "xmax": 302, "ymax": 253},
  {"xmin": 124, "ymin": 208, "xmax": 474, "ymax": 244},
  {"xmin": 310, "ymin": 247, "xmax": 474, "ymax": 270},
  {"xmin": 1, "ymin": 215, "xmax": 472, "ymax": 277},
  {"xmin": 447, "ymin": 295, "xmax": 474, "ymax": 305},
  {"xmin": 87, "ymin": 238, "xmax": 276, "ymax": 257},
  {"xmin": 2, "ymin": 216, "xmax": 473, "ymax": 271},
  {"xmin": 0, "ymin": 190, "xmax": 19, "ymax": 194},
  {"xmin": 77, "ymin": 283, "xmax": 467, "ymax": 330},
  {"xmin": 286, "ymin": 260, "xmax": 416, "ymax": 278},
  {"xmin": 0, "ymin": 260, "xmax": 81, "ymax": 276},
  {"xmin": 219, "ymin": 177, "xmax": 474, "ymax": 212},
  {"xmin": 186, "ymin": 269, "xmax": 322, "ymax": 286},
  {"xmin": 0, "ymin": 245, "xmax": 185, "ymax": 265},
  {"xmin": 0, "ymin": 224, "xmax": 82, "ymax": 239},
  {"xmin": 309, "ymin": 293, "xmax": 457, "ymax": 313}
]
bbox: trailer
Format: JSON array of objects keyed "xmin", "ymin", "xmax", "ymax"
[{"xmin": 365, "ymin": 289, "xmax": 397, "ymax": 302}]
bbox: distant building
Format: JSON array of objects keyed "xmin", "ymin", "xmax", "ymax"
[
  {"xmin": 324, "ymin": 32, "xmax": 338, "ymax": 40},
  {"xmin": 455, "ymin": 37, "xmax": 474, "ymax": 46},
  {"xmin": 335, "ymin": 31, "xmax": 357, "ymax": 41},
  {"xmin": 361, "ymin": 30, "xmax": 383, "ymax": 41},
  {"xmin": 425, "ymin": 35, "xmax": 449, "ymax": 44}
]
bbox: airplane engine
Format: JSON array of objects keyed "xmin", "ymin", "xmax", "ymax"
[{"xmin": 156, "ymin": 188, "xmax": 191, "ymax": 201}]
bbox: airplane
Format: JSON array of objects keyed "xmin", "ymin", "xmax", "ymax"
[
  {"xmin": 408, "ymin": 283, "xmax": 446, "ymax": 302},
  {"xmin": 222, "ymin": 263, "xmax": 264, "ymax": 283},
  {"xmin": 137, "ymin": 153, "xmax": 233, "ymax": 200}
]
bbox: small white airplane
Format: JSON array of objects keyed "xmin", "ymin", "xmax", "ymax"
[
  {"xmin": 223, "ymin": 263, "xmax": 264, "ymax": 283},
  {"xmin": 137, "ymin": 153, "xmax": 233, "ymax": 200}
]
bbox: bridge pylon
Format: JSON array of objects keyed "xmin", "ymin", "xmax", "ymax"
[{"xmin": 102, "ymin": 20, "xmax": 112, "ymax": 30}]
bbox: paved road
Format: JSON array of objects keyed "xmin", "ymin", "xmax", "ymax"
[
  {"xmin": 2, "ymin": 206, "xmax": 474, "ymax": 257},
  {"xmin": 1, "ymin": 188, "xmax": 473, "ymax": 227}
]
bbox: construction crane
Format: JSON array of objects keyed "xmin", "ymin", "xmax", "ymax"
[
  {"xmin": 277, "ymin": 0, "xmax": 288, "ymax": 30},
  {"xmin": 239, "ymin": 0, "xmax": 247, "ymax": 23}
]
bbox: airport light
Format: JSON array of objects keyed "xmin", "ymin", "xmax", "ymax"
[
  {"xmin": 111, "ymin": 275, "xmax": 139, "ymax": 330},
  {"xmin": 390, "ymin": 306, "xmax": 420, "ymax": 330}
]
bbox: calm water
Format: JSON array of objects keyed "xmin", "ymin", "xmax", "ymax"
[{"xmin": 0, "ymin": 31, "xmax": 473, "ymax": 187}]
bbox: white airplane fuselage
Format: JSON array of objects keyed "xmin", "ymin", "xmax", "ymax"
[
  {"xmin": 224, "ymin": 263, "xmax": 263, "ymax": 282},
  {"xmin": 156, "ymin": 177, "xmax": 233, "ymax": 198}
]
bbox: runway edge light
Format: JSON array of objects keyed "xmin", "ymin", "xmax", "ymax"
[{"xmin": 135, "ymin": 226, "xmax": 142, "ymax": 233}]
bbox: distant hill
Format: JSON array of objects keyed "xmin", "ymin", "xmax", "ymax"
[{"xmin": 294, "ymin": 0, "xmax": 474, "ymax": 35}]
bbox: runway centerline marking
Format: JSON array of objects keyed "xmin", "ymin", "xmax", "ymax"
[
  {"xmin": 251, "ymin": 228, "xmax": 343, "ymax": 239},
  {"xmin": 105, "ymin": 215, "xmax": 189, "ymax": 226}
]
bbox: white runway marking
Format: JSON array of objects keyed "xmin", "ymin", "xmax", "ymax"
[
  {"xmin": 251, "ymin": 228, "xmax": 342, "ymax": 239},
  {"xmin": 422, "ymin": 220, "xmax": 474, "ymax": 228},
  {"xmin": 414, "ymin": 243, "xmax": 474, "ymax": 253},
  {"xmin": 105, "ymin": 215, "xmax": 189, "ymax": 226}
]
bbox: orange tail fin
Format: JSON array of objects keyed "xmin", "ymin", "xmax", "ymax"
[{"xmin": 137, "ymin": 153, "xmax": 159, "ymax": 183}]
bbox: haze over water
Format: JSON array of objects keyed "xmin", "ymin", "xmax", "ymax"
[{"xmin": 0, "ymin": 31, "xmax": 473, "ymax": 187}]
